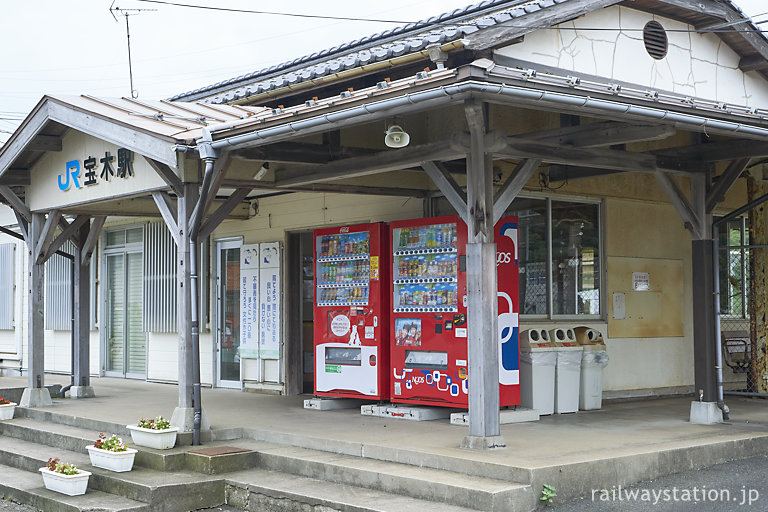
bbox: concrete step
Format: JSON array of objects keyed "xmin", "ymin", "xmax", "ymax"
[
  {"xmin": 0, "ymin": 417, "xmax": 188, "ymax": 471},
  {"xmin": 0, "ymin": 462, "xmax": 149, "ymax": 512},
  {"xmin": 225, "ymin": 467, "xmax": 483, "ymax": 512},
  {"xmin": 0, "ymin": 435, "xmax": 225, "ymax": 512},
  {"xmin": 14, "ymin": 406, "xmax": 213, "ymax": 446},
  {"xmin": 214, "ymin": 439, "xmax": 532, "ymax": 511}
]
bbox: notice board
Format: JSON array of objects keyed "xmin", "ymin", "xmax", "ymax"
[{"xmin": 607, "ymin": 256, "xmax": 684, "ymax": 338}]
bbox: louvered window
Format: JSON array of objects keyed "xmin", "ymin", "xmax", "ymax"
[
  {"xmin": 44, "ymin": 241, "xmax": 75, "ymax": 331},
  {"xmin": 143, "ymin": 221, "xmax": 177, "ymax": 332},
  {"xmin": 0, "ymin": 243, "xmax": 15, "ymax": 330}
]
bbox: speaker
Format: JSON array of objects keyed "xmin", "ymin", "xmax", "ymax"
[{"xmin": 384, "ymin": 125, "xmax": 410, "ymax": 148}]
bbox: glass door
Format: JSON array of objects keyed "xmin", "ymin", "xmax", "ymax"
[
  {"xmin": 105, "ymin": 250, "xmax": 145, "ymax": 378},
  {"xmin": 216, "ymin": 240, "xmax": 242, "ymax": 388}
]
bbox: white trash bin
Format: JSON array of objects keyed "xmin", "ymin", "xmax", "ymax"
[
  {"xmin": 579, "ymin": 350, "xmax": 609, "ymax": 410},
  {"xmin": 519, "ymin": 329, "xmax": 556, "ymax": 416},
  {"xmin": 574, "ymin": 327, "xmax": 608, "ymax": 411},
  {"xmin": 549, "ymin": 327, "xmax": 582, "ymax": 414}
]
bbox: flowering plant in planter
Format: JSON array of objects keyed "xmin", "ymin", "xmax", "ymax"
[
  {"xmin": 41, "ymin": 457, "xmax": 91, "ymax": 495},
  {"xmin": 93, "ymin": 433, "xmax": 128, "ymax": 452},
  {"xmin": 127, "ymin": 415, "xmax": 179, "ymax": 449},
  {"xmin": 46, "ymin": 457, "xmax": 81, "ymax": 475},
  {"xmin": 137, "ymin": 416, "xmax": 171, "ymax": 430},
  {"xmin": 0, "ymin": 398, "xmax": 11, "ymax": 405},
  {"xmin": 87, "ymin": 433, "xmax": 137, "ymax": 472}
]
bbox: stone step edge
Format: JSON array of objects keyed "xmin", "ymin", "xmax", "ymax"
[
  {"xmin": 0, "ymin": 462, "xmax": 151, "ymax": 512},
  {"xmin": 223, "ymin": 468, "xmax": 487, "ymax": 512}
]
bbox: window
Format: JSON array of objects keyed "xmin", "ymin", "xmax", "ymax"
[
  {"xmin": 0, "ymin": 243, "xmax": 15, "ymax": 330},
  {"xmin": 433, "ymin": 195, "xmax": 602, "ymax": 318},
  {"xmin": 45, "ymin": 241, "xmax": 75, "ymax": 331},
  {"xmin": 718, "ymin": 217, "xmax": 748, "ymax": 318}
]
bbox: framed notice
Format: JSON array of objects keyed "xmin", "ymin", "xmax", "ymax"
[
  {"xmin": 259, "ymin": 242, "xmax": 281, "ymax": 359},
  {"xmin": 239, "ymin": 244, "xmax": 260, "ymax": 358}
]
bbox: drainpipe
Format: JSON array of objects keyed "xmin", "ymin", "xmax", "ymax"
[
  {"xmin": 712, "ymin": 224, "xmax": 730, "ymax": 420},
  {"xmin": 189, "ymin": 131, "xmax": 218, "ymax": 445}
]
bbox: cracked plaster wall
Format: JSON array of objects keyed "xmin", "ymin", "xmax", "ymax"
[{"xmin": 495, "ymin": 6, "xmax": 768, "ymax": 108}]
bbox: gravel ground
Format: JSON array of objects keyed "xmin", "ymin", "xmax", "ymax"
[{"xmin": 0, "ymin": 499, "xmax": 39, "ymax": 512}]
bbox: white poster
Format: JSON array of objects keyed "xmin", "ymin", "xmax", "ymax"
[
  {"xmin": 239, "ymin": 244, "xmax": 260, "ymax": 358},
  {"xmin": 259, "ymin": 242, "xmax": 281, "ymax": 360}
]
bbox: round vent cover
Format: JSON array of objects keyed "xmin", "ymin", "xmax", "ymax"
[{"xmin": 643, "ymin": 21, "xmax": 668, "ymax": 60}]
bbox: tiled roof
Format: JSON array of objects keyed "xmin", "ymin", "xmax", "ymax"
[{"xmin": 170, "ymin": 0, "xmax": 567, "ymax": 104}]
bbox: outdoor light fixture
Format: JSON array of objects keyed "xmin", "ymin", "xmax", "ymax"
[{"xmin": 384, "ymin": 125, "xmax": 410, "ymax": 148}]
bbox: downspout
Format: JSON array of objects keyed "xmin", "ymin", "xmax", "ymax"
[
  {"xmin": 712, "ymin": 224, "xmax": 730, "ymax": 419},
  {"xmin": 189, "ymin": 130, "xmax": 218, "ymax": 446}
]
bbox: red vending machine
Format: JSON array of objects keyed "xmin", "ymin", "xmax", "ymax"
[
  {"xmin": 389, "ymin": 215, "xmax": 519, "ymax": 407},
  {"xmin": 313, "ymin": 223, "xmax": 389, "ymax": 399}
]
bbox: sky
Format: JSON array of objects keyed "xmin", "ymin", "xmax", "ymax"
[{"xmin": 0, "ymin": 0, "xmax": 766, "ymax": 146}]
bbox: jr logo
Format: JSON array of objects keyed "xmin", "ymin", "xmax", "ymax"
[{"xmin": 57, "ymin": 160, "xmax": 82, "ymax": 191}]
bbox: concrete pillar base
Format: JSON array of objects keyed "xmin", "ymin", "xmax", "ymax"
[
  {"xmin": 460, "ymin": 435, "xmax": 506, "ymax": 450},
  {"xmin": 171, "ymin": 406, "xmax": 211, "ymax": 432},
  {"xmin": 70, "ymin": 386, "xmax": 96, "ymax": 399},
  {"xmin": 19, "ymin": 388, "xmax": 52, "ymax": 407},
  {"xmin": 690, "ymin": 401, "xmax": 723, "ymax": 424}
]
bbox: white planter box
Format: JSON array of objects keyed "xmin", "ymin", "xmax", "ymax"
[
  {"xmin": 86, "ymin": 445, "xmax": 138, "ymax": 472},
  {"xmin": 126, "ymin": 425, "xmax": 179, "ymax": 450},
  {"xmin": 0, "ymin": 402, "xmax": 16, "ymax": 420},
  {"xmin": 39, "ymin": 468, "xmax": 91, "ymax": 496}
]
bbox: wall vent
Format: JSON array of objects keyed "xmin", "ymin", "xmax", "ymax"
[{"xmin": 643, "ymin": 20, "xmax": 668, "ymax": 60}]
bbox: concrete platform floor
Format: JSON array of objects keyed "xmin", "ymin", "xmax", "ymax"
[{"xmin": 3, "ymin": 374, "xmax": 768, "ymax": 506}]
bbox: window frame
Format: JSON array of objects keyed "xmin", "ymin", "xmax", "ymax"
[{"xmin": 430, "ymin": 191, "xmax": 604, "ymax": 321}]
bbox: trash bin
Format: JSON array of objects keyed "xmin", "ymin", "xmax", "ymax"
[
  {"xmin": 549, "ymin": 327, "xmax": 583, "ymax": 414},
  {"xmin": 519, "ymin": 329, "xmax": 556, "ymax": 415},
  {"xmin": 575, "ymin": 327, "xmax": 609, "ymax": 410}
]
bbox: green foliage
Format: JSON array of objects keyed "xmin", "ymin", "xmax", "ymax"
[
  {"xmin": 137, "ymin": 415, "xmax": 171, "ymax": 430},
  {"xmin": 540, "ymin": 483, "xmax": 557, "ymax": 506},
  {"xmin": 93, "ymin": 432, "xmax": 128, "ymax": 452},
  {"xmin": 46, "ymin": 457, "xmax": 80, "ymax": 475}
]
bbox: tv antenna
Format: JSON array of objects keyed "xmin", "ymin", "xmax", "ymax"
[{"xmin": 109, "ymin": 2, "xmax": 156, "ymax": 99}]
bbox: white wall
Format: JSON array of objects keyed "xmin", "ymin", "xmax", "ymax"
[{"xmin": 495, "ymin": 5, "xmax": 768, "ymax": 108}]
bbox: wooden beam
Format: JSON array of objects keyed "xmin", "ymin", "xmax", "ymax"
[
  {"xmin": 198, "ymin": 189, "xmax": 251, "ymax": 241},
  {"xmin": 221, "ymin": 178, "xmax": 427, "ymax": 197},
  {"xmin": 493, "ymin": 159, "xmax": 540, "ymax": 224},
  {"xmin": 0, "ymin": 169, "xmax": 30, "ymax": 186},
  {"xmin": 465, "ymin": 0, "xmax": 618, "ymax": 50},
  {"xmin": 274, "ymin": 138, "xmax": 464, "ymax": 187},
  {"xmin": 235, "ymin": 142, "xmax": 375, "ymax": 164},
  {"xmin": 655, "ymin": 0, "xmax": 728, "ymax": 19},
  {"xmin": 0, "ymin": 185, "xmax": 31, "ymax": 222},
  {"xmin": 28, "ymin": 135, "xmax": 62, "ymax": 152},
  {"xmin": 654, "ymin": 140, "xmax": 768, "ymax": 162},
  {"xmin": 421, "ymin": 161, "xmax": 469, "ymax": 224},
  {"xmin": 146, "ymin": 157, "xmax": 184, "ymax": 197},
  {"xmin": 81, "ymin": 216, "xmax": 105, "ymax": 266},
  {"xmin": 41, "ymin": 215, "xmax": 89, "ymax": 264},
  {"xmin": 706, "ymin": 158, "xmax": 750, "ymax": 213},
  {"xmin": 152, "ymin": 191, "xmax": 179, "ymax": 246},
  {"xmin": 13, "ymin": 210, "xmax": 28, "ymax": 243},
  {"xmin": 530, "ymin": 123, "xmax": 676, "ymax": 148},
  {"xmin": 739, "ymin": 54, "xmax": 768, "ymax": 72},
  {"xmin": 497, "ymin": 136, "xmax": 687, "ymax": 173},
  {"xmin": 655, "ymin": 171, "xmax": 702, "ymax": 237},
  {"xmin": 34, "ymin": 210, "xmax": 61, "ymax": 264}
]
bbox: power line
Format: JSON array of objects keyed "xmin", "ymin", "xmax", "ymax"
[{"xmin": 131, "ymin": 0, "xmax": 768, "ymax": 35}]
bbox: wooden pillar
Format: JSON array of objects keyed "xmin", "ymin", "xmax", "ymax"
[
  {"xmin": 20, "ymin": 213, "xmax": 52, "ymax": 407},
  {"xmin": 172, "ymin": 182, "xmax": 199, "ymax": 431},
  {"xmin": 72, "ymin": 221, "xmax": 94, "ymax": 398},
  {"xmin": 461, "ymin": 100, "xmax": 504, "ymax": 449}
]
